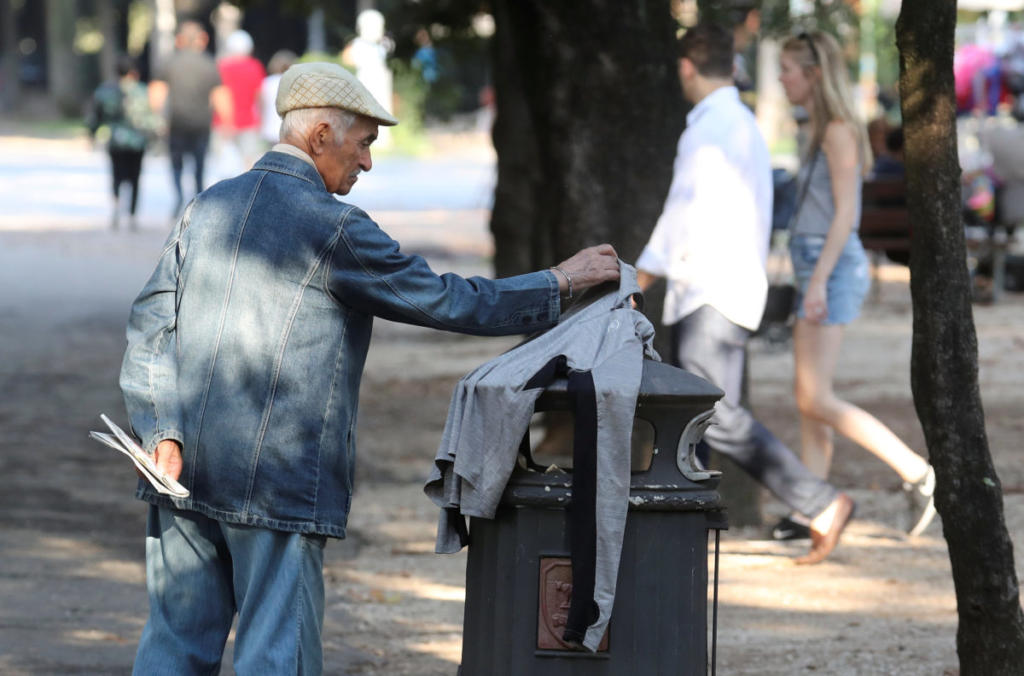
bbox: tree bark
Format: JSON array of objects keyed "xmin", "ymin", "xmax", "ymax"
[
  {"xmin": 97, "ymin": 0, "xmax": 118, "ymax": 82},
  {"xmin": 0, "ymin": 0, "xmax": 19, "ymax": 112},
  {"xmin": 149, "ymin": 0, "xmax": 177, "ymax": 77},
  {"xmin": 489, "ymin": 3, "xmax": 764, "ymax": 524},
  {"xmin": 489, "ymin": 0, "xmax": 684, "ymax": 275},
  {"xmin": 488, "ymin": 1, "xmax": 682, "ymax": 466},
  {"xmin": 897, "ymin": 2, "xmax": 1024, "ymax": 673},
  {"xmin": 45, "ymin": 0, "xmax": 80, "ymax": 115}
]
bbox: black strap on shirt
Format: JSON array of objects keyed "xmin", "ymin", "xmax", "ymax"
[
  {"xmin": 562, "ymin": 368, "xmax": 600, "ymax": 645},
  {"xmin": 523, "ymin": 355, "xmax": 601, "ymax": 646}
]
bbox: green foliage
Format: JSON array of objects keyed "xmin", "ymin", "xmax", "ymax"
[
  {"xmin": 759, "ymin": 1, "xmax": 891, "ymax": 94},
  {"xmin": 386, "ymin": 59, "xmax": 430, "ymax": 156},
  {"xmin": 696, "ymin": 0, "xmax": 760, "ymax": 28},
  {"xmin": 872, "ymin": 15, "xmax": 900, "ymax": 104},
  {"xmin": 297, "ymin": 51, "xmax": 352, "ymax": 71},
  {"xmin": 378, "ymin": 1, "xmax": 494, "ymax": 118},
  {"xmin": 759, "ymin": 0, "xmax": 859, "ymax": 39}
]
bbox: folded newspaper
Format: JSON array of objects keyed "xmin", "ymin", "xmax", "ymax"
[{"xmin": 89, "ymin": 414, "xmax": 189, "ymax": 498}]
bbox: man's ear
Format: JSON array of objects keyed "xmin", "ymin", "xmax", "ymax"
[{"xmin": 308, "ymin": 121, "xmax": 331, "ymax": 157}]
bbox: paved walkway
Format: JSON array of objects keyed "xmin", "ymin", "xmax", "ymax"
[{"xmin": 0, "ymin": 131, "xmax": 497, "ymax": 256}]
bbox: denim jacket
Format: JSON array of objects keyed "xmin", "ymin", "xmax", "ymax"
[{"xmin": 120, "ymin": 151, "xmax": 561, "ymax": 537}]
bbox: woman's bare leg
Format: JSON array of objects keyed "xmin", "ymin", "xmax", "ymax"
[{"xmin": 793, "ymin": 318, "xmax": 929, "ymax": 483}]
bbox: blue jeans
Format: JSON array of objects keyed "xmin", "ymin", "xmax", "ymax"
[
  {"xmin": 671, "ymin": 305, "xmax": 837, "ymax": 518},
  {"xmin": 790, "ymin": 232, "xmax": 871, "ymax": 325},
  {"xmin": 133, "ymin": 506, "xmax": 326, "ymax": 675},
  {"xmin": 169, "ymin": 128, "xmax": 209, "ymax": 208}
]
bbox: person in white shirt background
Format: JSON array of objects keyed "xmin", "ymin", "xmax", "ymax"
[
  {"xmin": 636, "ymin": 22, "xmax": 854, "ymax": 565},
  {"xmin": 260, "ymin": 50, "xmax": 297, "ymax": 148}
]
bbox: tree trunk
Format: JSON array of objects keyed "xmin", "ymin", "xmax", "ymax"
[
  {"xmin": 45, "ymin": 0, "xmax": 80, "ymax": 115},
  {"xmin": 897, "ymin": 2, "xmax": 1024, "ymax": 673},
  {"xmin": 489, "ymin": 3, "xmax": 763, "ymax": 524},
  {"xmin": 488, "ymin": 1, "xmax": 682, "ymax": 467},
  {"xmin": 0, "ymin": 0, "xmax": 19, "ymax": 112},
  {"xmin": 97, "ymin": 0, "xmax": 118, "ymax": 82},
  {"xmin": 149, "ymin": 0, "xmax": 177, "ymax": 77},
  {"xmin": 489, "ymin": 0, "xmax": 684, "ymax": 274}
]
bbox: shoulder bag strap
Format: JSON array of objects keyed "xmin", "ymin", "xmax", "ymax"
[{"xmin": 767, "ymin": 148, "xmax": 821, "ymax": 284}]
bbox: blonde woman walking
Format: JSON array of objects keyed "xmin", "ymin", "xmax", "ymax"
[{"xmin": 775, "ymin": 31, "xmax": 935, "ymax": 539}]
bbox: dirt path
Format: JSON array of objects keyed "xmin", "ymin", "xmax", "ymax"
[{"xmin": 1, "ymin": 225, "xmax": 1022, "ymax": 675}]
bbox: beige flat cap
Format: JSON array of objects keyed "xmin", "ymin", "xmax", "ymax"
[{"xmin": 276, "ymin": 62, "xmax": 398, "ymax": 126}]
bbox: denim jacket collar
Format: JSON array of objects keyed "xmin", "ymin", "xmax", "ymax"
[{"xmin": 253, "ymin": 151, "xmax": 327, "ymax": 193}]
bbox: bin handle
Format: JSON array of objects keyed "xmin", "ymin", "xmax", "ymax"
[{"xmin": 676, "ymin": 407, "xmax": 722, "ymax": 481}]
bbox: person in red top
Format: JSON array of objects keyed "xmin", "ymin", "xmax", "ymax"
[{"xmin": 214, "ymin": 29, "xmax": 266, "ymax": 170}]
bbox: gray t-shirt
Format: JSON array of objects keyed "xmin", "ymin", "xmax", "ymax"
[
  {"xmin": 158, "ymin": 49, "xmax": 221, "ymax": 133},
  {"xmin": 425, "ymin": 264, "xmax": 658, "ymax": 653},
  {"xmin": 792, "ymin": 149, "xmax": 863, "ymax": 237}
]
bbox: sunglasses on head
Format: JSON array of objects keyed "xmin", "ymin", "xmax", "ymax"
[{"xmin": 798, "ymin": 31, "xmax": 820, "ymax": 65}]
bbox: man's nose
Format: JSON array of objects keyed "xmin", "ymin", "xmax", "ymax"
[{"xmin": 361, "ymin": 149, "xmax": 372, "ymax": 172}]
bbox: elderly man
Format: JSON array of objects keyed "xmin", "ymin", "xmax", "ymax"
[{"xmin": 121, "ymin": 62, "xmax": 620, "ymax": 674}]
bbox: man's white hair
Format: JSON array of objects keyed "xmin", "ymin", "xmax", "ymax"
[{"xmin": 279, "ymin": 108, "xmax": 356, "ymax": 143}]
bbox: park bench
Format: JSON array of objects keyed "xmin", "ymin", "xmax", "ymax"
[
  {"xmin": 859, "ymin": 177, "xmax": 1014, "ymax": 301},
  {"xmin": 860, "ymin": 177, "xmax": 912, "ymax": 266}
]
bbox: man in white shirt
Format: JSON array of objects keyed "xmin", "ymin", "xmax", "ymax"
[{"xmin": 636, "ymin": 23, "xmax": 853, "ymax": 565}]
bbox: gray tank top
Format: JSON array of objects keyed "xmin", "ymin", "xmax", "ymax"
[{"xmin": 791, "ymin": 150, "xmax": 862, "ymax": 237}]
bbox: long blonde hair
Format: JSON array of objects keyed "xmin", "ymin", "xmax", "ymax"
[{"xmin": 782, "ymin": 31, "xmax": 872, "ymax": 174}]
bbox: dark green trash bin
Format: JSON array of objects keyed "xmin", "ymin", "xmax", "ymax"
[{"xmin": 459, "ymin": 359, "xmax": 727, "ymax": 675}]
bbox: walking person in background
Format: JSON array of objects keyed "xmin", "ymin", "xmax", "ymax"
[
  {"xmin": 259, "ymin": 49, "xmax": 297, "ymax": 148},
  {"xmin": 636, "ymin": 23, "xmax": 854, "ymax": 565},
  {"xmin": 215, "ymin": 29, "xmax": 266, "ymax": 171},
  {"xmin": 776, "ymin": 30, "xmax": 935, "ymax": 540},
  {"xmin": 728, "ymin": 2, "xmax": 760, "ymax": 94},
  {"xmin": 86, "ymin": 55, "xmax": 161, "ymax": 230},
  {"xmin": 149, "ymin": 21, "xmax": 231, "ymax": 218}
]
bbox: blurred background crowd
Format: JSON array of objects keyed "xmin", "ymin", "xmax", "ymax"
[{"xmin": 0, "ymin": 0, "xmax": 1023, "ymax": 294}]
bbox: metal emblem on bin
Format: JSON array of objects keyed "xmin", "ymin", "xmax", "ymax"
[{"xmin": 537, "ymin": 557, "xmax": 609, "ymax": 652}]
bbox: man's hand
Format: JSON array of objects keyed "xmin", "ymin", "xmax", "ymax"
[
  {"xmin": 553, "ymin": 244, "xmax": 621, "ymax": 296},
  {"xmin": 153, "ymin": 440, "xmax": 183, "ymax": 481}
]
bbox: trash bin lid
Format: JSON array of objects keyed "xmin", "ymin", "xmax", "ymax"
[
  {"xmin": 636, "ymin": 359, "xmax": 724, "ymax": 404},
  {"xmin": 535, "ymin": 359, "xmax": 723, "ymax": 410}
]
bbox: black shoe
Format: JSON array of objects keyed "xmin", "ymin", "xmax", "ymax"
[{"xmin": 771, "ymin": 516, "xmax": 811, "ymax": 541}]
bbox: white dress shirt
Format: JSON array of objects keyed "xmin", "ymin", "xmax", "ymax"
[{"xmin": 636, "ymin": 85, "xmax": 773, "ymax": 331}]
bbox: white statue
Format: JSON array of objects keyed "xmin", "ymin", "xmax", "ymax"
[{"xmin": 348, "ymin": 10, "xmax": 393, "ymax": 146}]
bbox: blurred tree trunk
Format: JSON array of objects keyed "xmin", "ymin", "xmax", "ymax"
[
  {"xmin": 489, "ymin": 0, "xmax": 683, "ymax": 274},
  {"xmin": 0, "ymin": 0, "xmax": 19, "ymax": 112},
  {"xmin": 489, "ymin": 1, "xmax": 764, "ymax": 524},
  {"xmin": 97, "ymin": 0, "xmax": 118, "ymax": 82},
  {"xmin": 45, "ymin": 0, "xmax": 80, "ymax": 115},
  {"xmin": 149, "ymin": 0, "xmax": 177, "ymax": 76},
  {"xmin": 488, "ymin": 0, "xmax": 680, "ymax": 465},
  {"xmin": 897, "ymin": 2, "xmax": 1024, "ymax": 673}
]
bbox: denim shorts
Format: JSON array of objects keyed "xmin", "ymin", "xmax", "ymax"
[{"xmin": 789, "ymin": 232, "xmax": 871, "ymax": 325}]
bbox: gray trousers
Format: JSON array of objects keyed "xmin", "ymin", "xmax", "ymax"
[{"xmin": 670, "ymin": 305, "xmax": 837, "ymax": 519}]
